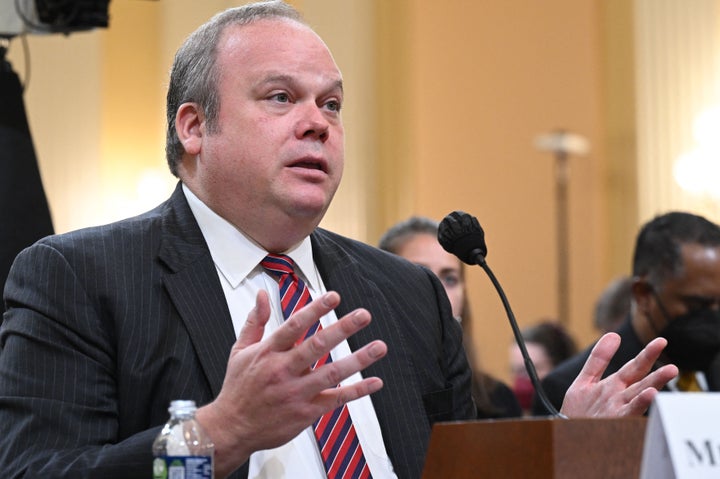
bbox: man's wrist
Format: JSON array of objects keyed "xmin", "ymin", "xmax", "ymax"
[{"xmin": 196, "ymin": 403, "xmax": 252, "ymax": 478}]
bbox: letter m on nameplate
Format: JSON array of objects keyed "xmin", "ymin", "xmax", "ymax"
[{"xmin": 685, "ymin": 439, "xmax": 717, "ymax": 467}]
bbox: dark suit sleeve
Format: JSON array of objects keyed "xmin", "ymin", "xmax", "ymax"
[
  {"xmin": 377, "ymin": 265, "xmax": 475, "ymax": 479},
  {"xmin": 0, "ymin": 242, "xmax": 155, "ymax": 478}
]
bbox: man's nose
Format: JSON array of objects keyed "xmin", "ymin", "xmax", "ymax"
[{"xmin": 296, "ymin": 104, "xmax": 329, "ymax": 142}]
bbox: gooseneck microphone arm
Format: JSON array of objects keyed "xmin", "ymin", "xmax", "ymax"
[
  {"xmin": 477, "ymin": 256, "xmax": 566, "ymax": 418},
  {"xmin": 438, "ymin": 211, "xmax": 567, "ymax": 419}
]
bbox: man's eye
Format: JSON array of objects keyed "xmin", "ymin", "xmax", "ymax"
[
  {"xmin": 441, "ymin": 275, "xmax": 460, "ymax": 288},
  {"xmin": 271, "ymin": 93, "xmax": 290, "ymax": 103},
  {"xmin": 325, "ymin": 100, "xmax": 341, "ymax": 112}
]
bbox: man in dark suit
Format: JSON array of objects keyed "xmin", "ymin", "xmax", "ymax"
[
  {"xmin": 535, "ymin": 211, "xmax": 720, "ymax": 416},
  {"xmin": 0, "ymin": 2, "xmax": 677, "ymax": 478}
]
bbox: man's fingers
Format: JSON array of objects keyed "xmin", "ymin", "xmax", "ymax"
[
  {"xmin": 305, "ymin": 339, "xmax": 388, "ymax": 392},
  {"xmin": 624, "ymin": 387, "xmax": 661, "ymax": 416},
  {"xmin": 574, "ymin": 333, "xmax": 621, "ymax": 384},
  {"xmin": 232, "ymin": 288, "xmax": 386, "ymax": 417},
  {"xmin": 623, "ymin": 363, "xmax": 678, "ymax": 416},
  {"xmin": 269, "ymin": 291, "xmax": 342, "ymax": 352},
  {"xmin": 289, "ymin": 308, "xmax": 374, "ymax": 375},
  {"xmin": 236, "ymin": 290, "xmax": 271, "ymax": 349},
  {"xmin": 311, "ymin": 350, "xmax": 387, "ymax": 411},
  {"xmin": 615, "ymin": 337, "xmax": 669, "ymax": 384},
  {"xmin": 649, "ymin": 363, "xmax": 679, "ymax": 389},
  {"xmin": 621, "ymin": 363, "xmax": 678, "ymax": 408},
  {"xmin": 314, "ymin": 376, "xmax": 385, "ymax": 411}
]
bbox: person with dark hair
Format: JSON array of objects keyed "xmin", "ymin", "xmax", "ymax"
[
  {"xmin": 508, "ymin": 321, "xmax": 577, "ymax": 414},
  {"xmin": 535, "ymin": 211, "xmax": 720, "ymax": 415},
  {"xmin": 380, "ymin": 216, "xmax": 522, "ymax": 419},
  {"xmin": 0, "ymin": 1, "xmax": 677, "ymax": 477},
  {"xmin": 594, "ymin": 276, "xmax": 633, "ymax": 333}
]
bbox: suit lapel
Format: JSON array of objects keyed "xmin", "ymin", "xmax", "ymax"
[
  {"xmin": 310, "ymin": 229, "xmax": 404, "ymax": 367},
  {"xmin": 157, "ymin": 183, "xmax": 235, "ymax": 397},
  {"xmin": 311, "ymin": 229, "xmax": 429, "ymax": 478}
]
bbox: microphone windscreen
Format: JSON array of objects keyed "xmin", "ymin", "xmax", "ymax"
[{"xmin": 438, "ymin": 211, "xmax": 487, "ymax": 265}]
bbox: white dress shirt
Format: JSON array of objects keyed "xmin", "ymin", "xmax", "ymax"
[{"xmin": 183, "ymin": 185, "xmax": 397, "ymax": 478}]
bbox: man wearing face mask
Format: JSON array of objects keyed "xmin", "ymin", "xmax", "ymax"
[{"xmin": 534, "ymin": 211, "xmax": 720, "ymax": 415}]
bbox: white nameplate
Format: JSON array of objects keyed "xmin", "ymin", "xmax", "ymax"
[{"xmin": 640, "ymin": 392, "xmax": 720, "ymax": 479}]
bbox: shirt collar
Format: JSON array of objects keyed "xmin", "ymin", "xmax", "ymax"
[{"xmin": 182, "ymin": 184, "xmax": 317, "ymax": 289}]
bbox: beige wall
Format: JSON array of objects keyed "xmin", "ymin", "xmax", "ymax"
[
  {"xmin": 374, "ymin": 0, "xmax": 615, "ymax": 381},
  {"xmin": 6, "ymin": 1, "xmax": 652, "ymax": 383}
]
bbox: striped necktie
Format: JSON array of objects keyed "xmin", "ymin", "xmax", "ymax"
[{"xmin": 261, "ymin": 254, "xmax": 372, "ymax": 479}]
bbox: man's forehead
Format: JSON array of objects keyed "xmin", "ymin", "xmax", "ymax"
[
  {"xmin": 216, "ymin": 19, "xmax": 340, "ymax": 77},
  {"xmin": 219, "ymin": 18, "xmax": 322, "ymax": 56},
  {"xmin": 659, "ymin": 243, "xmax": 720, "ymax": 289},
  {"xmin": 679, "ymin": 243, "xmax": 720, "ymax": 266}
]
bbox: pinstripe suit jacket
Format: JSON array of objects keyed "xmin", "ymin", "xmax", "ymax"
[{"xmin": 0, "ymin": 183, "xmax": 474, "ymax": 478}]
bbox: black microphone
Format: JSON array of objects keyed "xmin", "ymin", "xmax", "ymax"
[{"xmin": 438, "ymin": 210, "xmax": 566, "ymax": 418}]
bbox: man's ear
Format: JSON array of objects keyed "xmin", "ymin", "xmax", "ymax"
[
  {"xmin": 632, "ymin": 277, "xmax": 653, "ymax": 315},
  {"xmin": 175, "ymin": 102, "xmax": 204, "ymax": 155}
]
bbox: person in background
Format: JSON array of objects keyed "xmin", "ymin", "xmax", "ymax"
[
  {"xmin": 508, "ymin": 320, "xmax": 577, "ymax": 414},
  {"xmin": 0, "ymin": 2, "xmax": 678, "ymax": 477},
  {"xmin": 379, "ymin": 216, "xmax": 522, "ymax": 419},
  {"xmin": 534, "ymin": 211, "xmax": 720, "ymax": 416},
  {"xmin": 594, "ymin": 276, "xmax": 633, "ymax": 334}
]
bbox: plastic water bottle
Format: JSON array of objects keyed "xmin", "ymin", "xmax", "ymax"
[{"xmin": 152, "ymin": 400, "xmax": 214, "ymax": 479}]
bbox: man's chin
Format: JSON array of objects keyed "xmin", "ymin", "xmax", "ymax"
[{"xmin": 286, "ymin": 190, "xmax": 336, "ymax": 218}]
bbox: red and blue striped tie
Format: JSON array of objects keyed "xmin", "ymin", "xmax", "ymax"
[{"xmin": 261, "ymin": 254, "xmax": 372, "ymax": 479}]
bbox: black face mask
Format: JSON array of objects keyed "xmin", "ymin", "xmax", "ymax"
[{"xmin": 657, "ymin": 307, "xmax": 720, "ymax": 371}]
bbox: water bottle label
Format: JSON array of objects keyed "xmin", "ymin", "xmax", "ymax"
[{"xmin": 153, "ymin": 455, "xmax": 212, "ymax": 479}]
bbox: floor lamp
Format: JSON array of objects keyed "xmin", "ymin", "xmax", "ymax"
[{"xmin": 534, "ymin": 130, "xmax": 589, "ymax": 325}]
